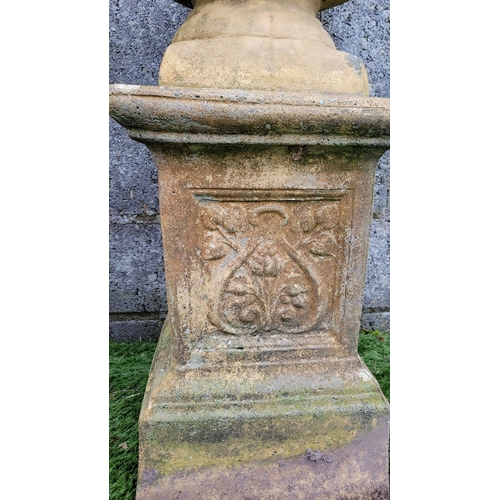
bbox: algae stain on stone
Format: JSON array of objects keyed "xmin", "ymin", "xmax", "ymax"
[{"xmin": 145, "ymin": 410, "xmax": 383, "ymax": 476}]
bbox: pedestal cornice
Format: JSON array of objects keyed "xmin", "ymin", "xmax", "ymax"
[{"xmin": 109, "ymin": 85, "xmax": 389, "ymax": 147}]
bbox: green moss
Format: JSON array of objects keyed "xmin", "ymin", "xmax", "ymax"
[{"xmin": 142, "ymin": 398, "xmax": 387, "ymax": 475}]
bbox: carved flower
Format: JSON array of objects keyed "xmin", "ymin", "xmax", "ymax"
[
  {"xmin": 277, "ymin": 285, "xmax": 308, "ymax": 325},
  {"xmin": 280, "ymin": 284, "xmax": 307, "ymax": 305},
  {"xmin": 225, "ymin": 296, "xmax": 259, "ymax": 324},
  {"xmin": 237, "ymin": 304, "xmax": 260, "ymax": 324},
  {"xmin": 290, "ymin": 205, "xmax": 316, "ymax": 233},
  {"xmin": 280, "ymin": 306, "xmax": 296, "ymax": 323},
  {"xmin": 222, "ymin": 271, "xmax": 263, "ymax": 329},
  {"xmin": 226, "ymin": 276, "xmax": 251, "ymax": 296},
  {"xmin": 314, "ymin": 204, "xmax": 338, "ymax": 230},
  {"xmin": 247, "ymin": 245, "xmax": 285, "ymax": 277}
]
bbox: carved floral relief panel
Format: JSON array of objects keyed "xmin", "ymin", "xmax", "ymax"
[{"xmin": 193, "ymin": 189, "xmax": 352, "ymax": 337}]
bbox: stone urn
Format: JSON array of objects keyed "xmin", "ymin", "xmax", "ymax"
[
  {"xmin": 159, "ymin": 0, "xmax": 370, "ymax": 94},
  {"xmin": 110, "ymin": 0, "xmax": 389, "ymax": 498}
]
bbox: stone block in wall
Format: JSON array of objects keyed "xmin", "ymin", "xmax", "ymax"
[
  {"xmin": 109, "ymin": 317, "xmax": 166, "ymax": 342},
  {"xmin": 109, "ymin": 0, "xmax": 190, "ymax": 86},
  {"xmin": 363, "ymin": 220, "xmax": 390, "ymax": 311},
  {"xmin": 109, "ymin": 118, "xmax": 160, "ymax": 217},
  {"xmin": 360, "ymin": 312, "xmax": 390, "ymax": 332},
  {"xmin": 109, "ymin": 222, "xmax": 167, "ymax": 314}
]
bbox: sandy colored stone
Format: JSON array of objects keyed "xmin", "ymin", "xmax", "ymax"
[
  {"xmin": 110, "ymin": 85, "xmax": 389, "ymax": 499},
  {"xmin": 109, "ymin": 0, "xmax": 389, "ymax": 497},
  {"xmin": 159, "ymin": 0, "xmax": 369, "ymax": 94}
]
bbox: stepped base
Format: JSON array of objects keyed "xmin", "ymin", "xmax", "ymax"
[{"xmin": 136, "ymin": 321, "xmax": 389, "ymax": 500}]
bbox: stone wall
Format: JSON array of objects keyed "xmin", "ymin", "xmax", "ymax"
[{"xmin": 109, "ymin": 0, "xmax": 390, "ymax": 341}]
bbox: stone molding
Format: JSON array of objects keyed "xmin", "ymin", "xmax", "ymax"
[{"xmin": 109, "ymin": 85, "xmax": 389, "ymax": 146}]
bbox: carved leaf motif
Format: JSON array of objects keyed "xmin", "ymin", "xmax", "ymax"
[
  {"xmin": 310, "ymin": 233, "xmax": 336, "ymax": 257},
  {"xmin": 201, "ymin": 205, "xmax": 224, "ymax": 230},
  {"xmin": 201, "ymin": 204, "xmax": 245, "ymax": 233},
  {"xmin": 225, "ymin": 272, "xmax": 259, "ymax": 297},
  {"xmin": 201, "ymin": 200, "xmax": 337, "ymax": 335},
  {"xmin": 226, "ymin": 294, "xmax": 261, "ymax": 325},
  {"xmin": 203, "ymin": 233, "xmax": 231, "ymax": 260},
  {"xmin": 217, "ymin": 241, "xmax": 316, "ymax": 334}
]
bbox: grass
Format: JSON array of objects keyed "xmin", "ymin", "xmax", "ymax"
[
  {"xmin": 358, "ymin": 330, "xmax": 390, "ymax": 401},
  {"xmin": 109, "ymin": 342, "xmax": 157, "ymax": 500},
  {"xmin": 109, "ymin": 331, "xmax": 389, "ymax": 500}
]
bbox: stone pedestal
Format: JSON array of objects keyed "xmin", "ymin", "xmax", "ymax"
[{"xmin": 110, "ymin": 1, "xmax": 389, "ymax": 498}]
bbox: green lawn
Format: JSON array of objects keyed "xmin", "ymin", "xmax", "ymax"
[
  {"xmin": 109, "ymin": 331, "xmax": 389, "ymax": 500},
  {"xmin": 109, "ymin": 342, "xmax": 157, "ymax": 500}
]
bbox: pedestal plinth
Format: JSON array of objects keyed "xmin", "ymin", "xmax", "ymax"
[{"xmin": 110, "ymin": 86, "xmax": 390, "ymax": 499}]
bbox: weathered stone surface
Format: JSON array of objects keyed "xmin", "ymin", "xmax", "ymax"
[
  {"xmin": 109, "ymin": 82, "xmax": 390, "ymax": 497},
  {"xmin": 110, "ymin": 0, "xmax": 390, "ymax": 494},
  {"xmin": 109, "ymin": 0, "xmax": 390, "ymax": 340},
  {"xmin": 137, "ymin": 414, "xmax": 388, "ymax": 500},
  {"xmin": 159, "ymin": 0, "xmax": 370, "ymax": 94}
]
